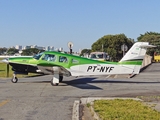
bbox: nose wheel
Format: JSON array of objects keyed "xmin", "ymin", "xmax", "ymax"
[{"xmin": 11, "ymin": 74, "xmax": 18, "ymax": 83}]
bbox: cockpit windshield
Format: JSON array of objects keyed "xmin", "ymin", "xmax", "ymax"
[{"xmin": 33, "ymin": 52, "xmax": 43, "ymax": 60}]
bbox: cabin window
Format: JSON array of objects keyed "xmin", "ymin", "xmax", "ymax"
[
  {"xmin": 59, "ymin": 56, "xmax": 68, "ymax": 63},
  {"xmin": 72, "ymin": 59, "xmax": 79, "ymax": 64},
  {"xmin": 42, "ymin": 54, "xmax": 56, "ymax": 61}
]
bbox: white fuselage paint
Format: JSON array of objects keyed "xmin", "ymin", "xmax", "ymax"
[
  {"xmin": 68, "ymin": 64, "xmax": 141, "ymax": 76},
  {"xmin": 67, "ymin": 42, "xmax": 153, "ymax": 76}
]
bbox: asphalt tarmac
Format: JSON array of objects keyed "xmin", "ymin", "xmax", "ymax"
[{"xmin": 0, "ymin": 63, "xmax": 160, "ymax": 120}]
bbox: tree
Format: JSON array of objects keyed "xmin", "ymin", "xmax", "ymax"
[
  {"xmin": 91, "ymin": 34, "xmax": 134, "ymax": 61},
  {"xmin": 7, "ymin": 48, "xmax": 19, "ymax": 55},
  {"xmin": 80, "ymin": 49, "xmax": 91, "ymax": 56},
  {"xmin": 0, "ymin": 48, "xmax": 7, "ymax": 55},
  {"xmin": 21, "ymin": 48, "xmax": 45, "ymax": 56},
  {"xmin": 137, "ymin": 31, "xmax": 160, "ymax": 56}
]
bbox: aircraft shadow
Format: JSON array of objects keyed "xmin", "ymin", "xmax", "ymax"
[
  {"xmin": 16, "ymin": 76, "xmax": 160, "ymax": 89},
  {"xmin": 19, "ymin": 77, "xmax": 102, "ymax": 90},
  {"xmin": 88, "ymin": 80, "xmax": 160, "ymax": 84},
  {"xmin": 62, "ymin": 77, "xmax": 102, "ymax": 89},
  {"xmin": 61, "ymin": 77, "xmax": 160, "ymax": 90}
]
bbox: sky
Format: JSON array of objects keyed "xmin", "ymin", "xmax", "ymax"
[{"xmin": 0, "ymin": 0, "xmax": 160, "ymax": 52}]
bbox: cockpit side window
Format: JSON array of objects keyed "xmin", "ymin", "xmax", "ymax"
[
  {"xmin": 59, "ymin": 56, "xmax": 68, "ymax": 63},
  {"xmin": 42, "ymin": 54, "xmax": 56, "ymax": 61}
]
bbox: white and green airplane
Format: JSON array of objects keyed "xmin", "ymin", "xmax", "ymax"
[{"xmin": 2, "ymin": 42, "xmax": 154, "ymax": 86}]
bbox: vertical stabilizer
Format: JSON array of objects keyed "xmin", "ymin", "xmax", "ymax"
[
  {"xmin": 120, "ymin": 42, "xmax": 149, "ymax": 62},
  {"xmin": 119, "ymin": 42, "xmax": 155, "ymax": 74}
]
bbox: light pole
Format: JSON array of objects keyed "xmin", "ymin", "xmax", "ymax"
[{"xmin": 68, "ymin": 42, "xmax": 73, "ymax": 54}]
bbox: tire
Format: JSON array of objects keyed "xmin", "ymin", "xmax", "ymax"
[
  {"xmin": 51, "ymin": 78, "xmax": 59, "ymax": 86},
  {"xmin": 59, "ymin": 75, "xmax": 63, "ymax": 82},
  {"xmin": 11, "ymin": 77, "xmax": 18, "ymax": 83}
]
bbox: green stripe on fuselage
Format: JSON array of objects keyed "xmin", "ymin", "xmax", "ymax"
[{"xmin": 118, "ymin": 60, "xmax": 143, "ymax": 65}]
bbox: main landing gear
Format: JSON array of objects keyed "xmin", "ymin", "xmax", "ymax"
[
  {"xmin": 51, "ymin": 74, "xmax": 63, "ymax": 86},
  {"xmin": 11, "ymin": 72, "xmax": 63, "ymax": 86}
]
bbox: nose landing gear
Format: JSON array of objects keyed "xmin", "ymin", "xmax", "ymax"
[{"xmin": 11, "ymin": 73, "xmax": 18, "ymax": 83}]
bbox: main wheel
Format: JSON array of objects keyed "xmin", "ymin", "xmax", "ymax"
[
  {"xmin": 51, "ymin": 78, "xmax": 59, "ymax": 86},
  {"xmin": 11, "ymin": 77, "xmax": 18, "ymax": 83}
]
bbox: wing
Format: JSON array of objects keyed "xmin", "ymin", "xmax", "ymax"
[{"xmin": 37, "ymin": 65, "xmax": 71, "ymax": 77}]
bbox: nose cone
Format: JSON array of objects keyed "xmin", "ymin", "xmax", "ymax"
[{"xmin": 2, "ymin": 58, "xmax": 9, "ymax": 64}]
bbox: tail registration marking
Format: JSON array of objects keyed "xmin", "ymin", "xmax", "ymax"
[{"xmin": 87, "ymin": 66, "xmax": 114, "ymax": 73}]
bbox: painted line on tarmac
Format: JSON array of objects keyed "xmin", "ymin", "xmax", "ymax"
[{"xmin": 0, "ymin": 99, "xmax": 10, "ymax": 107}]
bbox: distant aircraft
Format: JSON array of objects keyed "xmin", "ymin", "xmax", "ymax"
[{"xmin": 2, "ymin": 42, "xmax": 155, "ymax": 86}]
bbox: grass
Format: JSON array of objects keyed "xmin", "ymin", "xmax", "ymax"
[
  {"xmin": 0, "ymin": 62, "xmax": 13, "ymax": 78},
  {"xmin": 86, "ymin": 103, "xmax": 91, "ymax": 108},
  {"xmin": 93, "ymin": 99, "xmax": 160, "ymax": 120},
  {"xmin": 0, "ymin": 62, "xmax": 39, "ymax": 78}
]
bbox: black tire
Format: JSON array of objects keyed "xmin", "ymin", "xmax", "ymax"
[
  {"xmin": 59, "ymin": 75, "xmax": 63, "ymax": 82},
  {"xmin": 51, "ymin": 78, "xmax": 59, "ymax": 86},
  {"xmin": 11, "ymin": 77, "xmax": 18, "ymax": 83}
]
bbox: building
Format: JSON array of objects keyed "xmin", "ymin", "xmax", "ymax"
[
  {"xmin": 15, "ymin": 45, "xmax": 22, "ymax": 50},
  {"xmin": 23, "ymin": 46, "xmax": 31, "ymax": 50},
  {"xmin": 46, "ymin": 46, "xmax": 54, "ymax": 51}
]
